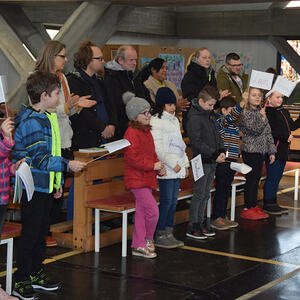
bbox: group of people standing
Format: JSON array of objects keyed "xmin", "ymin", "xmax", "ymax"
[{"xmin": 0, "ymin": 40, "xmax": 298, "ymax": 299}]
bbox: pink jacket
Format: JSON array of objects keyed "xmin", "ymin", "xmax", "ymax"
[{"xmin": 0, "ymin": 130, "xmax": 15, "ymax": 205}]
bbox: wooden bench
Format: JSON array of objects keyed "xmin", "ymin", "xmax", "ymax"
[{"xmin": 1, "ymin": 222, "xmax": 22, "ymax": 294}]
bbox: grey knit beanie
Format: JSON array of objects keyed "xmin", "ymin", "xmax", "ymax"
[{"xmin": 123, "ymin": 92, "xmax": 151, "ymax": 120}]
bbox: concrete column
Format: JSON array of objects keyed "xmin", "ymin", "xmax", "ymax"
[
  {"xmin": 268, "ymin": 36, "xmax": 300, "ymax": 75},
  {"xmin": 0, "ymin": 15, "xmax": 35, "ymax": 109}
]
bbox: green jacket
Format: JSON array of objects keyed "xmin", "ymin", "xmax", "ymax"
[{"xmin": 217, "ymin": 65, "xmax": 248, "ymax": 102}]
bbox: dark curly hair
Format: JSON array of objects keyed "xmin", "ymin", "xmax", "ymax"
[{"xmin": 73, "ymin": 40, "xmax": 97, "ymax": 70}]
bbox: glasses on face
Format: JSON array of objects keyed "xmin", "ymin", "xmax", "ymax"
[
  {"xmin": 228, "ymin": 63, "xmax": 243, "ymax": 67},
  {"xmin": 139, "ymin": 110, "xmax": 151, "ymax": 116},
  {"xmin": 56, "ymin": 54, "xmax": 67, "ymax": 59},
  {"xmin": 92, "ymin": 57, "xmax": 104, "ymax": 61}
]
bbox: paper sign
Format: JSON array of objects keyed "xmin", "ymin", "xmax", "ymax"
[
  {"xmin": 167, "ymin": 136, "xmax": 186, "ymax": 156},
  {"xmin": 230, "ymin": 162, "xmax": 252, "ymax": 175},
  {"xmin": 13, "ymin": 162, "xmax": 34, "ymax": 203},
  {"xmin": 271, "ymin": 76, "xmax": 296, "ymax": 97},
  {"xmin": 191, "ymin": 154, "xmax": 204, "ymax": 182},
  {"xmin": 249, "ymin": 70, "xmax": 274, "ymax": 90},
  {"xmin": 0, "ymin": 76, "xmax": 7, "ymax": 102}
]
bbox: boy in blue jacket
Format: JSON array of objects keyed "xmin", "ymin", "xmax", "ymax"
[{"xmin": 12, "ymin": 72, "xmax": 86, "ymax": 300}]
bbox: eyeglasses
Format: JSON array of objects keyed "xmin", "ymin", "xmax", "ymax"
[
  {"xmin": 228, "ymin": 63, "xmax": 243, "ymax": 67},
  {"xmin": 92, "ymin": 57, "xmax": 104, "ymax": 61},
  {"xmin": 56, "ymin": 54, "xmax": 67, "ymax": 59},
  {"xmin": 139, "ymin": 110, "xmax": 151, "ymax": 116}
]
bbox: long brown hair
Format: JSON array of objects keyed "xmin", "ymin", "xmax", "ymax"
[{"xmin": 35, "ymin": 40, "xmax": 66, "ymax": 73}]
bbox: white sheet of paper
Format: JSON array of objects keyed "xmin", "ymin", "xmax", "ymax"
[
  {"xmin": 167, "ymin": 135, "xmax": 186, "ymax": 155},
  {"xmin": 249, "ymin": 70, "xmax": 274, "ymax": 90},
  {"xmin": 102, "ymin": 139, "xmax": 130, "ymax": 153},
  {"xmin": 191, "ymin": 154, "xmax": 204, "ymax": 182},
  {"xmin": 0, "ymin": 76, "xmax": 7, "ymax": 103},
  {"xmin": 271, "ymin": 76, "xmax": 296, "ymax": 97},
  {"xmin": 15, "ymin": 162, "xmax": 34, "ymax": 202},
  {"xmin": 230, "ymin": 162, "xmax": 252, "ymax": 174},
  {"xmin": 13, "ymin": 174, "xmax": 23, "ymax": 203}
]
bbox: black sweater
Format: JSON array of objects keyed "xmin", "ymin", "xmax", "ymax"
[{"xmin": 266, "ymin": 105, "xmax": 300, "ymax": 161}]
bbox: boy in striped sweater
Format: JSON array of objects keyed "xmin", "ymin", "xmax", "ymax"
[
  {"xmin": 12, "ymin": 72, "xmax": 86, "ymax": 300},
  {"xmin": 211, "ymin": 95, "xmax": 245, "ymax": 230}
]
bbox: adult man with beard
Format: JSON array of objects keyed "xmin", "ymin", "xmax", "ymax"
[{"xmin": 217, "ymin": 53, "xmax": 248, "ymax": 103}]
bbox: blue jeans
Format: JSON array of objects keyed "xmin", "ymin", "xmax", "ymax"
[
  {"xmin": 156, "ymin": 179, "xmax": 181, "ymax": 231},
  {"xmin": 263, "ymin": 158, "xmax": 286, "ymax": 201}
]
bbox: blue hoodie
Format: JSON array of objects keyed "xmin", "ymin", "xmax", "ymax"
[{"xmin": 12, "ymin": 105, "xmax": 69, "ymax": 194}]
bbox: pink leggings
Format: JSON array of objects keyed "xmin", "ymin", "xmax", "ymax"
[{"xmin": 131, "ymin": 187, "xmax": 159, "ymax": 248}]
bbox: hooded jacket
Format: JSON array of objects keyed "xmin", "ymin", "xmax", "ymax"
[
  {"xmin": 150, "ymin": 111, "xmax": 189, "ymax": 179},
  {"xmin": 266, "ymin": 105, "xmax": 300, "ymax": 161},
  {"xmin": 217, "ymin": 65, "xmax": 248, "ymax": 103},
  {"xmin": 104, "ymin": 60, "xmax": 147, "ymax": 139},
  {"xmin": 67, "ymin": 69, "xmax": 118, "ymax": 150},
  {"xmin": 186, "ymin": 99, "xmax": 225, "ymax": 164},
  {"xmin": 12, "ymin": 105, "xmax": 68, "ymax": 194},
  {"xmin": 123, "ymin": 125, "xmax": 159, "ymax": 190}
]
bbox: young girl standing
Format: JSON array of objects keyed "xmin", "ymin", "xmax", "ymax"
[
  {"xmin": 263, "ymin": 90, "xmax": 300, "ymax": 214},
  {"xmin": 123, "ymin": 92, "xmax": 166, "ymax": 259},
  {"xmin": 150, "ymin": 87, "xmax": 189, "ymax": 248},
  {"xmin": 240, "ymin": 87, "xmax": 276, "ymax": 220}
]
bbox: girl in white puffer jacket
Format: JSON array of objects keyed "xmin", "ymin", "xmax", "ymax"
[{"xmin": 150, "ymin": 87, "xmax": 189, "ymax": 249}]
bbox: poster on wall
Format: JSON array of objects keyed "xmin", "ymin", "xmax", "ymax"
[
  {"xmin": 159, "ymin": 54, "xmax": 184, "ymax": 90},
  {"xmin": 140, "ymin": 57, "xmax": 154, "ymax": 69}
]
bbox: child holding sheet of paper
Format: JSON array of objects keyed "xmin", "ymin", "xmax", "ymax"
[
  {"xmin": 123, "ymin": 92, "xmax": 166, "ymax": 259},
  {"xmin": 263, "ymin": 82, "xmax": 300, "ymax": 215},
  {"xmin": 186, "ymin": 85, "xmax": 226, "ymax": 240},
  {"xmin": 0, "ymin": 117, "xmax": 22, "ymax": 300},
  {"xmin": 150, "ymin": 87, "xmax": 189, "ymax": 249},
  {"xmin": 240, "ymin": 87, "xmax": 276, "ymax": 220}
]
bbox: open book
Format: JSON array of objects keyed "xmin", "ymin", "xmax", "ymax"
[{"xmin": 13, "ymin": 162, "xmax": 34, "ymax": 203}]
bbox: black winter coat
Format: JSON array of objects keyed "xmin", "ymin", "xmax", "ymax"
[
  {"xmin": 186, "ymin": 99, "xmax": 224, "ymax": 164},
  {"xmin": 266, "ymin": 105, "xmax": 300, "ymax": 161},
  {"xmin": 66, "ymin": 71, "xmax": 117, "ymax": 150}
]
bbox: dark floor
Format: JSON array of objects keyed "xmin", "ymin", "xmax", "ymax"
[{"xmin": 1, "ymin": 176, "xmax": 300, "ymax": 300}]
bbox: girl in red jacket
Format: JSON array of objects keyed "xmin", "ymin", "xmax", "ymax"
[{"xmin": 123, "ymin": 92, "xmax": 166, "ymax": 258}]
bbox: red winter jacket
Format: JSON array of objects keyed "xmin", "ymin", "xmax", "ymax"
[{"xmin": 124, "ymin": 126, "xmax": 159, "ymax": 190}]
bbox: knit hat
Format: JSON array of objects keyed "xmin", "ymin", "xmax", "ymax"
[
  {"xmin": 123, "ymin": 91, "xmax": 150, "ymax": 120},
  {"xmin": 155, "ymin": 87, "xmax": 177, "ymax": 105}
]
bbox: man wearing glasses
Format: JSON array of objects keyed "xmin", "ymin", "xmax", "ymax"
[{"xmin": 217, "ymin": 52, "xmax": 248, "ymax": 103}]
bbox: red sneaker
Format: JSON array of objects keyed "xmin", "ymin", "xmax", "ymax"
[
  {"xmin": 253, "ymin": 206, "xmax": 269, "ymax": 219},
  {"xmin": 241, "ymin": 208, "xmax": 264, "ymax": 220},
  {"xmin": 46, "ymin": 235, "xmax": 58, "ymax": 247}
]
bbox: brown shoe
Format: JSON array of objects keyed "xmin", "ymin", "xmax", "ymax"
[
  {"xmin": 211, "ymin": 218, "xmax": 230, "ymax": 230},
  {"xmin": 145, "ymin": 239, "xmax": 155, "ymax": 252},
  {"xmin": 132, "ymin": 247, "xmax": 157, "ymax": 258},
  {"xmin": 225, "ymin": 217, "xmax": 239, "ymax": 228}
]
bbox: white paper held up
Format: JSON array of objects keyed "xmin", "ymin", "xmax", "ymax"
[
  {"xmin": 249, "ymin": 70, "xmax": 274, "ymax": 90},
  {"xmin": 230, "ymin": 162, "xmax": 252, "ymax": 174},
  {"xmin": 13, "ymin": 162, "xmax": 34, "ymax": 202},
  {"xmin": 191, "ymin": 154, "xmax": 204, "ymax": 182},
  {"xmin": 0, "ymin": 76, "xmax": 7, "ymax": 103},
  {"xmin": 269, "ymin": 75, "xmax": 296, "ymax": 97},
  {"xmin": 167, "ymin": 135, "xmax": 186, "ymax": 155}
]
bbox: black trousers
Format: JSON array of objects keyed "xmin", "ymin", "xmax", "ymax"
[
  {"xmin": 212, "ymin": 162, "xmax": 236, "ymax": 219},
  {"xmin": 0, "ymin": 205, "xmax": 7, "ymax": 240},
  {"xmin": 15, "ymin": 191, "xmax": 53, "ymax": 281},
  {"xmin": 242, "ymin": 152, "xmax": 265, "ymax": 209}
]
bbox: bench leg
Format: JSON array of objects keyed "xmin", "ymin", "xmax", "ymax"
[
  {"xmin": 294, "ymin": 169, "xmax": 299, "ymax": 201},
  {"xmin": 95, "ymin": 209, "xmax": 100, "ymax": 253},
  {"xmin": 207, "ymin": 195, "xmax": 211, "ymax": 219},
  {"xmin": 231, "ymin": 185, "xmax": 236, "ymax": 221},
  {"xmin": 122, "ymin": 212, "xmax": 128, "ymax": 257},
  {"xmin": 6, "ymin": 238, "xmax": 13, "ymax": 294}
]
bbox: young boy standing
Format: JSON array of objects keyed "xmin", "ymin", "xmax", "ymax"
[
  {"xmin": 211, "ymin": 96, "xmax": 245, "ymax": 230},
  {"xmin": 12, "ymin": 72, "xmax": 86, "ymax": 300},
  {"xmin": 186, "ymin": 85, "xmax": 226, "ymax": 240}
]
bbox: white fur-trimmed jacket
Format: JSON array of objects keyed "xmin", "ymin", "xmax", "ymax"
[{"xmin": 150, "ymin": 111, "xmax": 189, "ymax": 179}]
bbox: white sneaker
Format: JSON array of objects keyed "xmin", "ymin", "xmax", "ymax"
[{"xmin": 0, "ymin": 287, "xmax": 18, "ymax": 300}]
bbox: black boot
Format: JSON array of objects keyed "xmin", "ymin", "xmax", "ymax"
[{"xmin": 263, "ymin": 198, "xmax": 288, "ymax": 215}]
